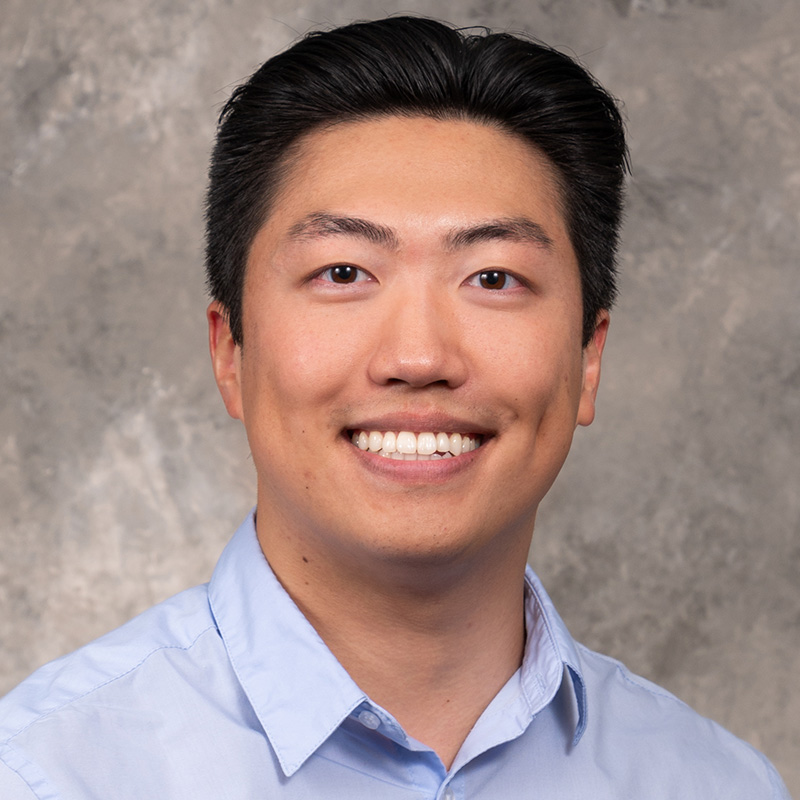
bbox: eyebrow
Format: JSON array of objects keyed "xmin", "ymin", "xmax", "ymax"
[
  {"xmin": 286, "ymin": 212, "xmax": 553, "ymax": 252},
  {"xmin": 445, "ymin": 218, "xmax": 554, "ymax": 251},
  {"xmin": 288, "ymin": 213, "xmax": 399, "ymax": 249}
]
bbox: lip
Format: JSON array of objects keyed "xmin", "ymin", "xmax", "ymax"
[
  {"xmin": 347, "ymin": 438, "xmax": 486, "ymax": 483},
  {"xmin": 341, "ymin": 421, "xmax": 492, "ymax": 485}
]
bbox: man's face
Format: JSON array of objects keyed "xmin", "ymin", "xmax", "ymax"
[{"xmin": 210, "ymin": 116, "xmax": 607, "ymax": 578}]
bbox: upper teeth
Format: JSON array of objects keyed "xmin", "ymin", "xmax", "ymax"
[{"xmin": 350, "ymin": 430, "xmax": 481, "ymax": 459}]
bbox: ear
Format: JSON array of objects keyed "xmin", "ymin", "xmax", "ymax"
[
  {"xmin": 207, "ymin": 301, "xmax": 244, "ymax": 421},
  {"xmin": 576, "ymin": 310, "xmax": 609, "ymax": 428}
]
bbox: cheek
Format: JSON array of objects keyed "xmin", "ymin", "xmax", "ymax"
[
  {"xmin": 241, "ymin": 308, "xmax": 364, "ymax": 427},
  {"xmin": 484, "ymin": 319, "xmax": 581, "ymax": 414}
]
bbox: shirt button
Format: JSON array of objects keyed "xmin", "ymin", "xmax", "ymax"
[
  {"xmin": 443, "ymin": 787, "xmax": 455, "ymax": 800},
  {"xmin": 357, "ymin": 709, "xmax": 381, "ymax": 730}
]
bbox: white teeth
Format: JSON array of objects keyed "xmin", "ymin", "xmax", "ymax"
[
  {"xmin": 351, "ymin": 429, "xmax": 482, "ymax": 460},
  {"xmin": 416, "ymin": 432, "xmax": 437, "ymax": 456},
  {"xmin": 396, "ymin": 431, "xmax": 417, "ymax": 454},
  {"xmin": 382, "ymin": 431, "xmax": 397, "ymax": 453}
]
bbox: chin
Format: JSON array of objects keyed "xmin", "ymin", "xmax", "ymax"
[{"xmin": 348, "ymin": 518, "xmax": 515, "ymax": 583}]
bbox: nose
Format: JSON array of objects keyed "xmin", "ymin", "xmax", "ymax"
[{"xmin": 366, "ymin": 286, "xmax": 468, "ymax": 389}]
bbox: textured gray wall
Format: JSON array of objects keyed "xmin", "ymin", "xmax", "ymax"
[{"xmin": 2, "ymin": 0, "xmax": 798, "ymax": 792}]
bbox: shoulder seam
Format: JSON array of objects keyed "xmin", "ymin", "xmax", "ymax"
[
  {"xmin": 3, "ymin": 623, "xmax": 218, "ymax": 744},
  {"xmin": 0, "ymin": 742, "xmax": 49, "ymax": 799},
  {"xmin": 574, "ymin": 642, "xmax": 689, "ymax": 705}
]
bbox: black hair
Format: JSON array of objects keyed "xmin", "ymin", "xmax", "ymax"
[{"xmin": 205, "ymin": 16, "xmax": 628, "ymax": 346}]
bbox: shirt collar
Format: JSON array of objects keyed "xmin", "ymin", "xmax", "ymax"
[
  {"xmin": 208, "ymin": 512, "xmax": 367, "ymax": 776},
  {"xmin": 523, "ymin": 566, "xmax": 588, "ymax": 746},
  {"xmin": 209, "ymin": 513, "xmax": 588, "ymax": 776}
]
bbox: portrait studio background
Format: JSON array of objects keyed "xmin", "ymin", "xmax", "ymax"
[{"xmin": 2, "ymin": 0, "xmax": 798, "ymax": 793}]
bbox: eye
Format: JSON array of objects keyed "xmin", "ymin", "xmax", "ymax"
[
  {"xmin": 317, "ymin": 264, "xmax": 372, "ymax": 284},
  {"xmin": 467, "ymin": 270, "xmax": 523, "ymax": 290}
]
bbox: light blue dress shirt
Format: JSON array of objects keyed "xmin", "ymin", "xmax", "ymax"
[{"xmin": 0, "ymin": 513, "xmax": 790, "ymax": 799}]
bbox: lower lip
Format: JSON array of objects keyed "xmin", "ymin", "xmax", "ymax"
[{"xmin": 344, "ymin": 435, "xmax": 486, "ymax": 483}]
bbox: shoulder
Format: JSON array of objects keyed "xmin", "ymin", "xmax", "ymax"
[
  {"xmin": 575, "ymin": 644, "xmax": 790, "ymax": 799},
  {"xmin": 0, "ymin": 583, "xmax": 217, "ymax": 745},
  {"xmin": 0, "ymin": 584, "xmax": 225, "ymax": 798}
]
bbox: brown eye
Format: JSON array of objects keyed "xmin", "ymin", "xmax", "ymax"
[
  {"xmin": 316, "ymin": 264, "xmax": 374, "ymax": 287},
  {"xmin": 479, "ymin": 270, "xmax": 507, "ymax": 289},
  {"xmin": 330, "ymin": 265, "xmax": 357, "ymax": 283}
]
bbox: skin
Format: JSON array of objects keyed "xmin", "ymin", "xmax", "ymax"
[{"xmin": 208, "ymin": 115, "xmax": 608, "ymax": 768}]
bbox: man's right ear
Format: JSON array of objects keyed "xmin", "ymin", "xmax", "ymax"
[{"xmin": 207, "ymin": 301, "xmax": 244, "ymax": 421}]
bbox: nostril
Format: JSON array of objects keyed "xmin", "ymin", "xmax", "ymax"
[
  {"xmin": 384, "ymin": 377, "xmax": 451, "ymax": 387},
  {"xmin": 366, "ymin": 307, "xmax": 469, "ymax": 389}
]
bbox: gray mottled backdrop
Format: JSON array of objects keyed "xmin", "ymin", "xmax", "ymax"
[{"xmin": 2, "ymin": 0, "xmax": 798, "ymax": 792}]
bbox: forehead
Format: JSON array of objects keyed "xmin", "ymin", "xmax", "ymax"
[{"xmin": 259, "ymin": 115, "xmax": 570, "ymax": 248}]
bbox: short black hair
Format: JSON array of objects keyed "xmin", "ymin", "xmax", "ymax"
[{"xmin": 205, "ymin": 16, "xmax": 628, "ymax": 346}]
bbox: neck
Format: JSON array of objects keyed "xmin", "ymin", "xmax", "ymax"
[{"xmin": 259, "ymin": 522, "xmax": 531, "ymax": 769}]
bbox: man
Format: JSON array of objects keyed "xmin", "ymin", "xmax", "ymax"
[{"xmin": 0, "ymin": 16, "xmax": 790, "ymax": 799}]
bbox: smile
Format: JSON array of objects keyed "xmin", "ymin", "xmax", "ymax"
[{"xmin": 349, "ymin": 430, "xmax": 482, "ymax": 460}]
